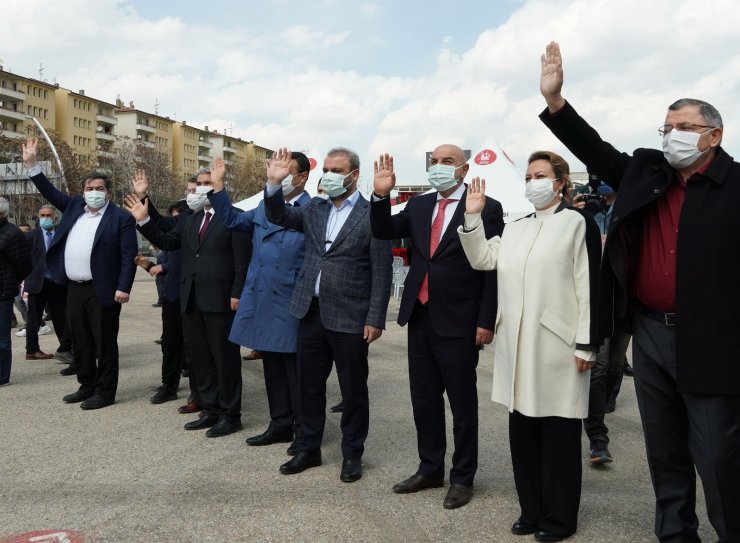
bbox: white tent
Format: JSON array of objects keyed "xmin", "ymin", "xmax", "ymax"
[
  {"xmin": 233, "ymin": 148, "xmax": 324, "ymax": 211},
  {"xmin": 391, "ymin": 140, "xmax": 532, "ymax": 222}
]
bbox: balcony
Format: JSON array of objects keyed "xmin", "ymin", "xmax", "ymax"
[
  {"xmin": 197, "ymin": 155, "xmax": 212, "ymax": 163},
  {"xmin": 0, "ymin": 87, "xmax": 25, "ymax": 101},
  {"xmin": 135, "ymin": 123, "xmax": 155, "ymax": 134},
  {"xmin": 198, "ymin": 140, "xmax": 213, "ymax": 149},
  {"xmin": 97, "ymin": 149, "xmax": 115, "ymax": 159},
  {"xmin": 222, "ymin": 158, "xmax": 233, "ymax": 166},
  {"xmin": 223, "ymin": 144, "xmax": 236, "ymax": 154},
  {"xmin": 96, "ymin": 113, "xmax": 117, "ymax": 126},
  {"xmin": 96, "ymin": 132, "xmax": 116, "ymax": 142},
  {"xmin": 0, "ymin": 107, "xmax": 26, "ymax": 122},
  {"xmin": 138, "ymin": 140, "xmax": 155, "ymax": 149},
  {"xmin": 0, "ymin": 129, "xmax": 25, "ymax": 140}
]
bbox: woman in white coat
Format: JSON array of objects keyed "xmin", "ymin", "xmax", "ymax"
[{"xmin": 458, "ymin": 151, "xmax": 601, "ymax": 542}]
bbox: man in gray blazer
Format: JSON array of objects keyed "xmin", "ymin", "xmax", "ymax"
[{"xmin": 264, "ymin": 147, "xmax": 393, "ymax": 483}]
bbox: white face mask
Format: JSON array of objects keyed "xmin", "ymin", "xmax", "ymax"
[
  {"xmin": 316, "ymin": 192, "xmax": 329, "ymax": 200},
  {"xmin": 662, "ymin": 129, "xmax": 712, "ymax": 169},
  {"xmin": 321, "ymin": 171, "xmax": 356, "ymax": 198},
  {"xmin": 84, "ymin": 191, "xmax": 107, "ymax": 210},
  {"xmin": 281, "ymin": 174, "xmax": 295, "ymax": 195},
  {"xmin": 525, "ymin": 178, "xmax": 558, "ymax": 209},
  {"xmin": 427, "ymin": 164, "xmax": 463, "ymax": 192},
  {"xmin": 186, "ymin": 186, "xmax": 210, "ymax": 211}
]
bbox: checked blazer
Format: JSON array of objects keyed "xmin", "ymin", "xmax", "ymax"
[{"xmin": 264, "ymin": 188, "xmax": 393, "ymax": 334}]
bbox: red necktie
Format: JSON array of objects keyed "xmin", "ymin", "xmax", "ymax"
[
  {"xmin": 418, "ymin": 198, "xmax": 454, "ymax": 304},
  {"xmin": 199, "ymin": 211, "xmax": 211, "ymax": 242}
]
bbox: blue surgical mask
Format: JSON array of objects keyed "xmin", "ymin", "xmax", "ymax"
[
  {"xmin": 39, "ymin": 217, "xmax": 54, "ymax": 230},
  {"xmin": 84, "ymin": 191, "xmax": 107, "ymax": 210},
  {"xmin": 321, "ymin": 170, "xmax": 356, "ymax": 198},
  {"xmin": 427, "ymin": 164, "xmax": 464, "ymax": 192}
]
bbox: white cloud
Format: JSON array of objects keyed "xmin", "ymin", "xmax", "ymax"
[{"xmin": 4, "ymin": 0, "xmax": 740, "ymax": 195}]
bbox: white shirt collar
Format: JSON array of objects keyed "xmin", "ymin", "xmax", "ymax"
[{"xmin": 436, "ymin": 182, "xmax": 466, "ymax": 201}]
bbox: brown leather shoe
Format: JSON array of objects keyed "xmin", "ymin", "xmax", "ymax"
[
  {"xmin": 177, "ymin": 401, "xmax": 201, "ymax": 414},
  {"xmin": 392, "ymin": 473, "xmax": 444, "ymax": 494},
  {"xmin": 443, "ymin": 484, "xmax": 473, "ymax": 509},
  {"xmin": 26, "ymin": 351, "xmax": 54, "ymax": 360},
  {"xmin": 242, "ymin": 350, "xmax": 262, "ymax": 361}
]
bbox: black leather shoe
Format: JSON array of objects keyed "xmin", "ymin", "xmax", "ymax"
[
  {"xmin": 150, "ymin": 386, "xmax": 177, "ymax": 404},
  {"xmin": 534, "ymin": 530, "xmax": 575, "ymax": 542},
  {"xmin": 279, "ymin": 450, "xmax": 321, "ymax": 475},
  {"xmin": 340, "ymin": 458, "xmax": 362, "ymax": 482},
  {"xmin": 60, "ymin": 364, "xmax": 77, "ymax": 376},
  {"xmin": 511, "ymin": 520, "xmax": 537, "ymax": 535},
  {"xmin": 246, "ymin": 428, "xmax": 293, "ymax": 446},
  {"xmin": 80, "ymin": 395, "xmax": 115, "ymax": 410},
  {"xmin": 392, "ymin": 473, "xmax": 444, "ymax": 494},
  {"xmin": 206, "ymin": 419, "xmax": 243, "ymax": 438},
  {"xmin": 330, "ymin": 400, "xmax": 345, "ymax": 413},
  {"xmin": 184, "ymin": 413, "xmax": 218, "ymax": 430},
  {"xmin": 63, "ymin": 389, "xmax": 93, "ymax": 403},
  {"xmin": 286, "ymin": 441, "xmax": 300, "ymax": 456},
  {"xmin": 443, "ymin": 484, "xmax": 473, "ymax": 509}
]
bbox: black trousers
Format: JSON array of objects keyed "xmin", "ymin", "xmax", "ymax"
[
  {"xmin": 407, "ymin": 302, "xmax": 479, "ymax": 486},
  {"xmin": 160, "ymin": 298, "xmax": 183, "ymax": 390},
  {"xmin": 180, "ymin": 308, "xmax": 200, "ymax": 406},
  {"xmin": 67, "ymin": 282, "xmax": 121, "ymax": 400},
  {"xmin": 298, "ymin": 300, "xmax": 369, "ymax": 459},
  {"xmin": 585, "ymin": 326, "xmax": 631, "ymax": 444},
  {"xmin": 509, "ymin": 410, "xmax": 582, "ymax": 536},
  {"xmin": 25, "ymin": 279, "xmax": 71, "ymax": 354},
  {"xmin": 632, "ymin": 310, "xmax": 740, "ymax": 543},
  {"xmin": 181, "ymin": 291, "xmax": 241, "ymax": 421},
  {"xmin": 261, "ymin": 351, "xmax": 300, "ymax": 436}
]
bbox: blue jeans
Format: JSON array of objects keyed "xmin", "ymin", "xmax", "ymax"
[{"xmin": 0, "ymin": 298, "xmax": 14, "ymax": 384}]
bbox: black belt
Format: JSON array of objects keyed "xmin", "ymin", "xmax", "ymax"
[
  {"xmin": 71, "ymin": 279, "xmax": 93, "ymax": 285},
  {"xmin": 640, "ymin": 306, "xmax": 676, "ymax": 327}
]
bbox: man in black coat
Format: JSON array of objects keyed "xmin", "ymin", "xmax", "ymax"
[
  {"xmin": 22, "ymin": 205, "xmax": 74, "ymax": 363},
  {"xmin": 370, "ymin": 146, "xmax": 504, "ymax": 509},
  {"xmin": 0, "ymin": 197, "xmax": 32, "ymax": 387},
  {"xmin": 125, "ymin": 174, "xmax": 250, "ymax": 438},
  {"xmin": 540, "ymin": 42, "xmax": 740, "ymax": 543}
]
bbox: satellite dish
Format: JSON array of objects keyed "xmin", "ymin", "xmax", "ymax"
[{"xmin": 96, "ymin": 126, "xmax": 103, "ymax": 132}]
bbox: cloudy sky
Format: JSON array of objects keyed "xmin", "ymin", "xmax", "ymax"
[{"xmin": 4, "ymin": 0, "xmax": 740, "ymax": 187}]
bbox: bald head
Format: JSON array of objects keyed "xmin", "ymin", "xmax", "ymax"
[{"xmin": 431, "ymin": 144, "xmax": 466, "ymax": 166}]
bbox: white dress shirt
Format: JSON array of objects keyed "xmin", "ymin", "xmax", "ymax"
[{"xmin": 65, "ymin": 201, "xmax": 109, "ymax": 281}]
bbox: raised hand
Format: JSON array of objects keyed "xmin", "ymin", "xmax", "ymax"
[
  {"xmin": 211, "ymin": 158, "xmax": 226, "ymax": 192},
  {"xmin": 266, "ymin": 147, "xmax": 292, "ymax": 185},
  {"xmin": 132, "ymin": 169, "xmax": 149, "ymax": 199},
  {"xmin": 123, "ymin": 193, "xmax": 149, "ymax": 222},
  {"xmin": 373, "ymin": 153, "xmax": 396, "ymax": 197},
  {"xmin": 540, "ymin": 41, "xmax": 566, "ymax": 112},
  {"xmin": 22, "ymin": 138, "xmax": 38, "ymax": 168},
  {"xmin": 465, "ymin": 177, "xmax": 486, "ymax": 215}
]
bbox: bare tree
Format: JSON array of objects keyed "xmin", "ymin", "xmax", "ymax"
[{"xmin": 225, "ymin": 153, "xmax": 268, "ymax": 202}]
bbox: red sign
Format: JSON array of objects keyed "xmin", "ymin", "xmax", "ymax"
[
  {"xmin": 308, "ymin": 158, "xmax": 318, "ymax": 171},
  {"xmin": 0, "ymin": 530, "xmax": 94, "ymax": 543},
  {"xmin": 474, "ymin": 149, "xmax": 497, "ymax": 165}
]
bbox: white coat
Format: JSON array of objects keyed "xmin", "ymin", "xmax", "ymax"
[{"xmin": 458, "ymin": 204, "xmax": 600, "ymax": 419}]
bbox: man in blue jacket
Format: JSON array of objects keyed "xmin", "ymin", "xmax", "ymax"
[
  {"xmin": 23, "ymin": 139, "xmax": 138, "ymax": 409},
  {"xmin": 209, "ymin": 153, "xmax": 310, "ymax": 454}
]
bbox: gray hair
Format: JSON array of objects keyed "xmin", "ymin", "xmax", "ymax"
[
  {"xmin": 326, "ymin": 147, "xmax": 360, "ymax": 171},
  {"xmin": 668, "ymin": 98, "xmax": 723, "ymax": 129},
  {"xmin": 196, "ymin": 167, "xmax": 211, "ymax": 176},
  {"xmin": 0, "ymin": 197, "xmax": 9, "ymax": 218},
  {"xmin": 39, "ymin": 204, "xmax": 57, "ymax": 216}
]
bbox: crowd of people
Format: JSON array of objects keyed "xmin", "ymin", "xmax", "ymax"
[{"xmin": 0, "ymin": 42, "xmax": 737, "ymax": 543}]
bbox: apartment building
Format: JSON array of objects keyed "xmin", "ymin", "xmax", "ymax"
[
  {"xmin": 114, "ymin": 106, "xmax": 175, "ymax": 160},
  {"xmin": 0, "ymin": 66, "xmax": 56, "ymax": 140},
  {"xmin": 55, "ymin": 88, "xmax": 119, "ymax": 165},
  {"xmin": 172, "ymin": 121, "xmax": 214, "ymax": 180}
]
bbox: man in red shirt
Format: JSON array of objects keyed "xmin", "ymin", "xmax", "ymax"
[{"xmin": 539, "ymin": 42, "xmax": 740, "ymax": 543}]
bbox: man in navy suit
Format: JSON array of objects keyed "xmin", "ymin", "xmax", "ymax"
[
  {"xmin": 23, "ymin": 139, "xmax": 138, "ymax": 410},
  {"xmin": 371, "ymin": 146, "xmax": 503, "ymax": 509}
]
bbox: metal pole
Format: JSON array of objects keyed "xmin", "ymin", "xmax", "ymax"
[{"xmin": 28, "ymin": 116, "xmax": 68, "ymax": 194}]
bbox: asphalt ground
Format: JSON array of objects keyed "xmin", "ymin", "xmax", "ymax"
[{"xmin": 0, "ymin": 269, "xmax": 714, "ymax": 542}]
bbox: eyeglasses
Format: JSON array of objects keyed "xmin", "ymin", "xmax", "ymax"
[{"xmin": 658, "ymin": 123, "xmax": 715, "ymax": 136}]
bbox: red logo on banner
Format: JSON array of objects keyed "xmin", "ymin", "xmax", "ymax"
[
  {"xmin": 474, "ymin": 150, "xmax": 497, "ymax": 165},
  {"xmin": 308, "ymin": 158, "xmax": 318, "ymax": 171}
]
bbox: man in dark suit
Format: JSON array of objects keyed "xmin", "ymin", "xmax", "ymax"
[
  {"xmin": 540, "ymin": 41, "xmax": 740, "ymax": 543},
  {"xmin": 23, "ymin": 139, "xmax": 138, "ymax": 410},
  {"xmin": 22, "ymin": 205, "xmax": 74, "ymax": 363},
  {"xmin": 264, "ymin": 147, "xmax": 393, "ymax": 483},
  {"xmin": 124, "ymin": 171, "xmax": 249, "ymax": 438},
  {"xmin": 370, "ymin": 146, "xmax": 504, "ymax": 509}
]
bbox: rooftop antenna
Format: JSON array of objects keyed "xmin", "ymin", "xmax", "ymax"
[
  {"xmin": 154, "ymin": 98, "xmax": 160, "ymax": 115},
  {"xmin": 38, "ymin": 63, "xmax": 44, "ymax": 80},
  {"xmin": 226, "ymin": 122, "xmax": 235, "ymax": 136}
]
